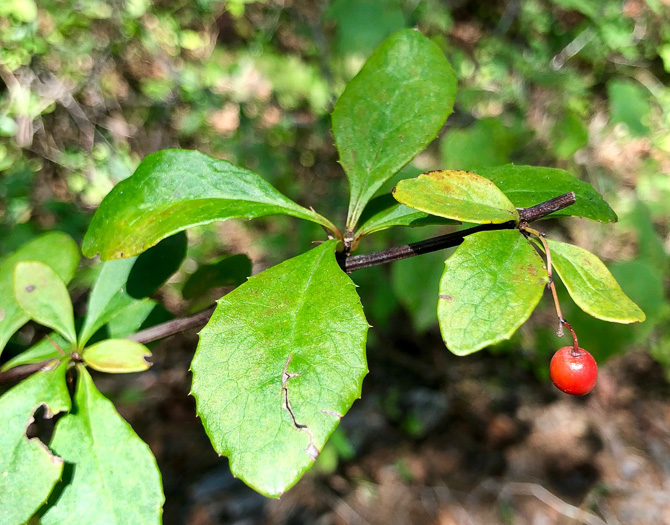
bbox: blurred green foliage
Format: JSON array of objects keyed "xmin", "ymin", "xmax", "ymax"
[{"xmin": 1, "ymin": 0, "xmax": 669, "ymax": 373}]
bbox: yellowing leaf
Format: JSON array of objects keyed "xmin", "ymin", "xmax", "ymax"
[
  {"xmin": 393, "ymin": 170, "xmax": 519, "ymax": 224},
  {"xmin": 545, "ymin": 239, "xmax": 646, "ymax": 323}
]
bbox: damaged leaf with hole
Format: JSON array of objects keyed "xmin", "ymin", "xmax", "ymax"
[{"xmin": 0, "ymin": 361, "xmax": 70, "ymax": 524}]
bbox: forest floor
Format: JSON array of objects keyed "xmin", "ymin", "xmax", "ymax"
[{"xmin": 94, "ymin": 322, "xmax": 670, "ymax": 525}]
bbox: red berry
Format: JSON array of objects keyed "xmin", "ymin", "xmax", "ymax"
[{"xmin": 549, "ymin": 346, "xmax": 598, "ymax": 396}]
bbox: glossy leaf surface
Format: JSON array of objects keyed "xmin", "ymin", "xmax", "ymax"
[
  {"xmin": 42, "ymin": 366, "xmax": 164, "ymax": 524},
  {"xmin": 393, "ymin": 170, "xmax": 519, "ymax": 224},
  {"xmin": 545, "ymin": 239, "xmax": 645, "ymax": 323},
  {"xmin": 356, "ymin": 194, "xmax": 458, "ymax": 238},
  {"xmin": 477, "ymin": 164, "xmax": 617, "ymax": 222},
  {"xmin": 0, "ymin": 232, "xmax": 79, "ymax": 354},
  {"xmin": 82, "ymin": 149, "xmax": 336, "ymax": 260},
  {"xmin": 0, "ymin": 362, "xmax": 70, "ymax": 525},
  {"xmin": 14, "ymin": 262, "xmax": 76, "ymax": 344},
  {"xmin": 83, "ymin": 339, "xmax": 152, "ymax": 373},
  {"xmin": 438, "ymin": 230, "xmax": 548, "ymax": 355},
  {"xmin": 192, "ymin": 240, "xmax": 368, "ymax": 497},
  {"xmin": 332, "ymin": 29, "xmax": 457, "ymax": 228}
]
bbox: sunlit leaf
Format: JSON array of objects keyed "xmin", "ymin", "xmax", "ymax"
[
  {"xmin": 393, "ymin": 170, "xmax": 519, "ymax": 224},
  {"xmin": 0, "ymin": 362, "xmax": 70, "ymax": 525},
  {"xmin": 83, "ymin": 339, "xmax": 152, "ymax": 374},
  {"xmin": 332, "ymin": 29, "xmax": 458, "ymax": 229},
  {"xmin": 0, "ymin": 232, "xmax": 79, "ymax": 355},
  {"xmin": 438, "ymin": 230, "xmax": 548, "ymax": 355},
  {"xmin": 14, "ymin": 262, "xmax": 76, "ymax": 344},
  {"xmin": 42, "ymin": 366, "xmax": 164, "ymax": 524},
  {"xmin": 544, "ymin": 239, "xmax": 645, "ymax": 323},
  {"xmin": 82, "ymin": 149, "xmax": 336, "ymax": 260},
  {"xmin": 191, "ymin": 240, "xmax": 368, "ymax": 497}
]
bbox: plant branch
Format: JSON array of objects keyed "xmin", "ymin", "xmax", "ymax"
[
  {"xmin": 0, "ymin": 192, "xmax": 575, "ymax": 385},
  {"xmin": 128, "ymin": 306, "xmax": 216, "ymax": 345},
  {"xmin": 341, "ymin": 191, "xmax": 575, "ymax": 273}
]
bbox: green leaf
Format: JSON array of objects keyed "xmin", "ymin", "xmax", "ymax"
[
  {"xmin": 42, "ymin": 366, "xmax": 164, "ymax": 524},
  {"xmin": 356, "ymin": 194, "xmax": 458, "ymax": 238},
  {"xmin": 0, "ymin": 362, "xmax": 70, "ymax": 525},
  {"xmin": 440, "ymin": 118, "xmax": 528, "ymax": 170},
  {"xmin": 79, "ymin": 233, "xmax": 185, "ymax": 346},
  {"xmin": 191, "ymin": 240, "xmax": 368, "ymax": 497},
  {"xmin": 393, "ymin": 170, "xmax": 519, "ymax": 224},
  {"xmin": 326, "ymin": 0, "xmax": 406, "ymax": 55},
  {"xmin": 551, "ymin": 112, "xmax": 588, "ymax": 159},
  {"xmin": 476, "ymin": 165, "xmax": 617, "ymax": 223},
  {"xmin": 83, "ymin": 339, "xmax": 152, "ymax": 374},
  {"xmin": 126, "ymin": 231, "xmax": 188, "ymax": 298},
  {"xmin": 79, "ymin": 258, "xmax": 136, "ymax": 347},
  {"xmin": 1, "ymin": 333, "xmax": 69, "ymax": 371},
  {"xmin": 544, "ymin": 239, "xmax": 646, "ymax": 323},
  {"xmin": 106, "ymin": 300, "xmax": 171, "ymax": 339},
  {"xmin": 82, "ymin": 149, "xmax": 336, "ymax": 260},
  {"xmin": 0, "ymin": 232, "xmax": 79, "ymax": 355},
  {"xmin": 438, "ymin": 230, "xmax": 548, "ymax": 355},
  {"xmin": 182, "ymin": 254, "xmax": 252, "ymax": 300},
  {"xmin": 607, "ymin": 79, "xmax": 651, "ymax": 137},
  {"xmin": 14, "ymin": 262, "xmax": 76, "ymax": 344},
  {"xmin": 332, "ymin": 29, "xmax": 458, "ymax": 229}
]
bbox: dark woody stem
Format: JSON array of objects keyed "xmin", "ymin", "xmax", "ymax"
[{"xmin": 0, "ymin": 192, "xmax": 576, "ymax": 385}]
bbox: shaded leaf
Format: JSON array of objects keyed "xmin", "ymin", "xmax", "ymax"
[
  {"xmin": 551, "ymin": 112, "xmax": 588, "ymax": 159},
  {"xmin": 14, "ymin": 262, "xmax": 76, "ymax": 344},
  {"xmin": 477, "ymin": 164, "xmax": 617, "ymax": 223},
  {"xmin": 438, "ymin": 230, "xmax": 548, "ymax": 355},
  {"xmin": 544, "ymin": 239, "xmax": 645, "ymax": 323},
  {"xmin": 440, "ymin": 118, "xmax": 528, "ymax": 170},
  {"xmin": 393, "ymin": 170, "xmax": 519, "ymax": 224},
  {"xmin": 82, "ymin": 149, "xmax": 336, "ymax": 260},
  {"xmin": 0, "ymin": 362, "xmax": 70, "ymax": 525},
  {"xmin": 326, "ymin": 0, "xmax": 406, "ymax": 55},
  {"xmin": 607, "ymin": 79, "xmax": 651, "ymax": 137},
  {"xmin": 42, "ymin": 366, "xmax": 164, "ymax": 524},
  {"xmin": 0, "ymin": 232, "xmax": 79, "ymax": 355},
  {"xmin": 83, "ymin": 339, "xmax": 152, "ymax": 373},
  {"xmin": 1, "ymin": 333, "xmax": 69, "ymax": 371},
  {"xmin": 332, "ymin": 29, "xmax": 458, "ymax": 229},
  {"xmin": 78, "ymin": 258, "xmax": 136, "ymax": 347},
  {"xmin": 182, "ymin": 254, "xmax": 252, "ymax": 300},
  {"xmin": 106, "ymin": 300, "xmax": 171, "ymax": 339},
  {"xmin": 191, "ymin": 240, "xmax": 368, "ymax": 497},
  {"xmin": 79, "ymin": 234, "xmax": 185, "ymax": 346},
  {"xmin": 391, "ymin": 250, "xmax": 445, "ymax": 333},
  {"xmin": 126, "ymin": 231, "xmax": 187, "ymax": 298},
  {"xmin": 356, "ymin": 194, "xmax": 458, "ymax": 238}
]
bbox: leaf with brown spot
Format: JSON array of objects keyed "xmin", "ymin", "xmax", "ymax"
[{"xmin": 438, "ymin": 230, "xmax": 548, "ymax": 355}]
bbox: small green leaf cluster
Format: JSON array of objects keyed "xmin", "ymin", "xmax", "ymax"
[
  {"xmin": 0, "ymin": 29, "xmax": 647, "ymax": 517},
  {"xmin": 0, "ymin": 233, "xmax": 187, "ymax": 523}
]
